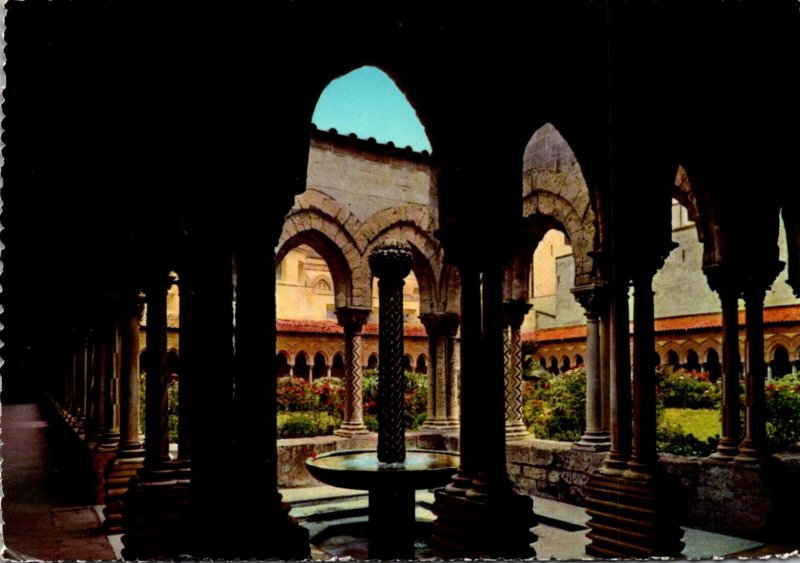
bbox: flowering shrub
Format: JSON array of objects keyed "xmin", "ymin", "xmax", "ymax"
[
  {"xmin": 656, "ymin": 366, "xmax": 721, "ymax": 409},
  {"xmin": 311, "ymin": 377, "xmax": 345, "ymax": 418},
  {"xmin": 765, "ymin": 374, "xmax": 800, "ymax": 450},
  {"xmin": 139, "ymin": 372, "xmax": 180, "ymax": 443},
  {"xmin": 522, "ymin": 367, "xmax": 586, "ymax": 442},
  {"xmin": 362, "ymin": 369, "xmax": 428, "ymax": 430},
  {"xmin": 276, "ymin": 376, "xmax": 319, "ymax": 412}
]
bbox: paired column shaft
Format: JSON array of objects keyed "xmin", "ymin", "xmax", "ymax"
[
  {"xmin": 503, "ymin": 301, "xmax": 531, "ymax": 441},
  {"xmin": 600, "ymin": 281, "xmax": 631, "ymax": 474},
  {"xmin": 144, "ymin": 277, "xmax": 172, "ymax": 466},
  {"xmin": 626, "ymin": 273, "xmax": 658, "ymax": 476},
  {"xmin": 335, "ymin": 308, "xmax": 370, "ymax": 436},
  {"xmin": 712, "ymin": 287, "xmax": 741, "ymax": 459},
  {"xmin": 118, "ymin": 294, "xmax": 145, "ymax": 457},
  {"xmin": 736, "ymin": 286, "xmax": 768, "ymax": 463}
]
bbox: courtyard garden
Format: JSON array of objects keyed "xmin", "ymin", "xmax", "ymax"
[{"xmin": 150, "ymin": 364, "xmax": 800, "ymax": 457}]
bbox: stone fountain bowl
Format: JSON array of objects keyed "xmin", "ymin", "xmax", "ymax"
[{"xmin": 305, "ymin": 449, "xmax": 460, "ymax": 490}]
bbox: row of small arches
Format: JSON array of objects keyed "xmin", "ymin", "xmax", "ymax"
[
  {"xmin": 275, "ymin": 351, "xmax": 428, "ymax": 379},
  {"xmin": 536, "ymin": 344, "xmax": 800, "ymax": 382}
]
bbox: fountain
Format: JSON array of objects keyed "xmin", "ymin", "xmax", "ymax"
[{"xmin": 305, "ymin": 239, "xmax": 460, "ymax": 559}]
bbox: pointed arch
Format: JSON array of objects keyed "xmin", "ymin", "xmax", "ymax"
[{"xmin": 276, "ymin": 197, "xmax": 360, "ymax": 308}]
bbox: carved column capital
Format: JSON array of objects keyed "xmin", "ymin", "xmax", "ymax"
[
  {"xmin": 335, "ymin": 307, "xmax": 371, "ymax": 332},
  {"xmin": 743, "ymin": 259, "xmax": 785, "ymax": 303},
  {"xmin": 368, "ymin": 239, "xmax": 413, "ymax": 281},
  {"xmin": 420, "ymin": 312, "xmax": 460, "ymax": 338},
  {"xmin": 501, "ymin": 300, "xmax": 532, "ymax": 330},
  {"xmin": 571, "ymin": 282, "xmax": 608, "ymax": 318}
]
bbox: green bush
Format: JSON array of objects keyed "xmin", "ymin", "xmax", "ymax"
[
  {"xmin": 362, "ymin": 369, "xmax": 429, "ymax": 431},
  {"xmin": 656, "ymin": 366, "xmax": 721, "ymax": 409},
  {"xmin": 139, "ymin": 372, "xmax": 180, "ymax": 443},
  {"xmin": 278, "ymin": 412, "xmax": 339, "ymax": 438},
  {"xmin": 522, "ymin": 367, "xmax": 586, "ymax": 441},
  {"xmin": 765, "ymin": 374, "xmax": 800, "ymax": 451},
  {"xmin": 657, "ymin": 421, "xmax": 719, "ymax": 457}
]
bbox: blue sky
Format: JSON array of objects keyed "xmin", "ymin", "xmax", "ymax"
[{"xmin": 312, "ymin": 66, "xmax": 432, "ymax": 153}]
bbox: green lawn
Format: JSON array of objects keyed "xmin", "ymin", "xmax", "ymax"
[{"xmin": 661, "ymin": 408, "xmax": 720, "ymax": 441}]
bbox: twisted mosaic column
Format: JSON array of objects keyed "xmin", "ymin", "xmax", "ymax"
[
  {"xmin": 502, "ymin": 300, "xmax": 531, "ymax": 441},
  {"xmin": 335, "ymin": 307, "xmax": 371, "ymax": 436},
  {"xmin": 369, "ymin": 239, "xmax": 413, "ymax": 466}
]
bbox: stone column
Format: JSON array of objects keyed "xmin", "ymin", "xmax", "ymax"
[
  {"xmin": 178, "ymin": 273, "xmax": 193, "ymax": 461},
  {"xmin": 334, "ymin": 307, "xmax": 371, "ymax": 436},
  {"xmin": 89, "ymin": 322, "xmax": 108, "ymax": 444},
  {"xmin": 600, "ymin": 304, "xmax": 611, "ymax": 441},
  {"xmin": 444, "ymin": 264, "xmax": 481, "ymax": 495},
  {"xmin": 368, "ymin": 239, "xmax": 414, "ymax": 465},
  {"xmin": 625, "ymin": 268, "xmax": 659, "ymax": 478},
  {"xmin": 144, "ymin": 275, "xmax": 173, "ymax": 467},
  {"xmin": 736, "ymin": 282, "xmax": 770, "ymax": 463},
  {"xmin": 573, "ymin": 284, "xmax": 611, "ymax": 451},
  {"xmin": 447, "ymin": 333, "xmax": 460, "ymax": 425},
  {"xmin": 97, "ymin": 316, "xmax": 121, "ymax": 452},
  {"xmin": 599, "ymin": 280, "xmax": 632, "ymax": 475},
  {"xmin": 419, "ymin": 312, "xmax": 460, "ymax": 431},
  {"xmin": 103, "ymin": 293, "xmax": 145, "ymax": 534},
  {"xmin": 227, "ymin": 245, "xmax": 310, "ymax": 559},
  {"xmin": 502, "ymin": 300, "xmax": 532, "ymax": 441},
  {"xmin": 711, "ymin": 282, "xmax": 741, "ymax": 459},
  {"xmin": 74, "ymin": 337, "xmax": 88, "ymax": 428},
  {"xmin": 118, "ymin": 294, "xmax": 146, "ymax": 458}
]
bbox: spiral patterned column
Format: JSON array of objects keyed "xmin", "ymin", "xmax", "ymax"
[
  {"xmin": 502, "ymin": 300, "xmax": 531, "ymax": 441},
  {"xmin": 335, "ymin": 307, "xmax": 371, "ymax": 436},
  {"xmin": 369, "ymin": 239, "xmax": 413, "ymax": 466}
]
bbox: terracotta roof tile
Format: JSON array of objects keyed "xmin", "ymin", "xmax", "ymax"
[
  {"xmin": 277, "ymin": 319, "xmax": 427, "ymax": 337},
  {"xmin": 523, "ymin": 305, "xmax": 800, "ymax": 343}
]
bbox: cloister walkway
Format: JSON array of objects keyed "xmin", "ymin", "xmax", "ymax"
[
  {"xmin": 1, "ymin": 403, "xmax": 115, "ymax": 561},
  {"xmin": 0, "ymin": 400, "xmax": 794, "ymax": 561}
]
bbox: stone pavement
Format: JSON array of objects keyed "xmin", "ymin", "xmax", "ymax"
[
  {"xmin": 0, "ymin": 404, "xmax": 794, "ymax": 561},
  {"xmin": 1, "ymin": 403, "xmax": 115, "ymax": 561}
]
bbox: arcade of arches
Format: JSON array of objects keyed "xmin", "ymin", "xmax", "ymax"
[{"xmin": 4, "ymin": 2, "xmax": 800, "ymax": 561}]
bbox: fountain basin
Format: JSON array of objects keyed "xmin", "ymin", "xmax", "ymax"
[{"xmin": 305, "ymin": 449, "xmax": 459, "ymax": 490}]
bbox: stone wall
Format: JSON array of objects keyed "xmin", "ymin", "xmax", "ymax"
[
  {"xmin": 277, "ymin": 431, "xmax": 447, "ymax": 488},
  {"xmin": 276, "ymin": 431, "xmax": 800, "ymax": 544}
]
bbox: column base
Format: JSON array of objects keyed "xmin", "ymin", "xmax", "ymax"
[
  {"xmin": 121, "ymin": 461, "xmax": 192, "ymax": 560},
  {"xmin": 103, "ymin": 455, "xmax": 145, "ymax": 534},
  {"xmin": 95, "ymin": 432, "xmax": 121, "ymax": 453},
  {"xmin": 709, "ymin": 438, "xmax": 739, "ymax": 460},
  {"xmin": 504, "ymin": 421, "xmax": 530, "ymax": 442},
  {"xmin": 420, "ymin": 418, "xmax": 461, "ymax": 433},
  {"xmin": 585, "ymin": 470, "xmax": 684, "ymax": 558},
  {"xmin": 573, "ymin": 431, "xmax": 611, "ymax": 452},
  {"xmin": 734, "ymin": 440, "xmax": 771, "ymax": 464},
  {"xmin": 598, "ymin": 451, "xmax": 629, "ymax": 476},
  {"xmin": 431, "ymin": 487, "xmax": 537, "ymax": 559},
  {"xmin": 334, "ymin": 421, "xmax": 371, "ymax": 436}
]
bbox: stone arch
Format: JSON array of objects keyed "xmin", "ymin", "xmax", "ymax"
[
  {"xmin": 402, "ymin": 354, "xmax": 413, "ymax": 373},
  {"xmin": 367, "ymin": 353, "xmax": 379, "ymax": 370},
  {"xmin": 331, "ymin": 352, "xmax": 345, "ymax": 379},
  {"xmin": 766, "ymin": 335, "xmax": 793, "ymax": 360},
  {"xmin": 575, "ymin": 354, "xmax": 584, "ymax": 367},
  {"xmin": 522, "ymin": 191, "xmax": 595, "ymax": 287},
  {"xmin": 791, "ymin": 334, "xmax": 800, "ymax": 361},
  {"xmin": 664, "ymin": 349, "xmax": 680, "ymax": 367},
  {"xmin": 673, "ymin": 165, "xmax": 706, "ymax": 243},
  {"xmin": 276, "ymin": 352, "xmax": 291, "ymax": 378},
  {"xmin": 520, "ymin": 122, "xmax": 598, "ymax": 289},
  {"xmin": 277, "ymin": 197, "xmax": 361, "ymax": 308},
  {"xmin": 697, "ymin": 338, "xmax": 721, "ymax": 359},
  {"xmin": 359, "ymin": 207, "xmax": 442, "ymax": 313},
  {"xmin": 415, "ymin": 354, "xmax": 428, "ymax": 374},
  {"xmin": 770, "ymin": 344, "xmax": 792, "ymax": 378},
  {"xmin": 312, "ymin": 352, "xmax": 328, "ymax": 380},
  {"xmin": 678, "ymin": 341, "xmax": 700, "ymax": 363},
  {"xmin": 293, "ymin": 351, "xmax": 310, "ymax": 379}
]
